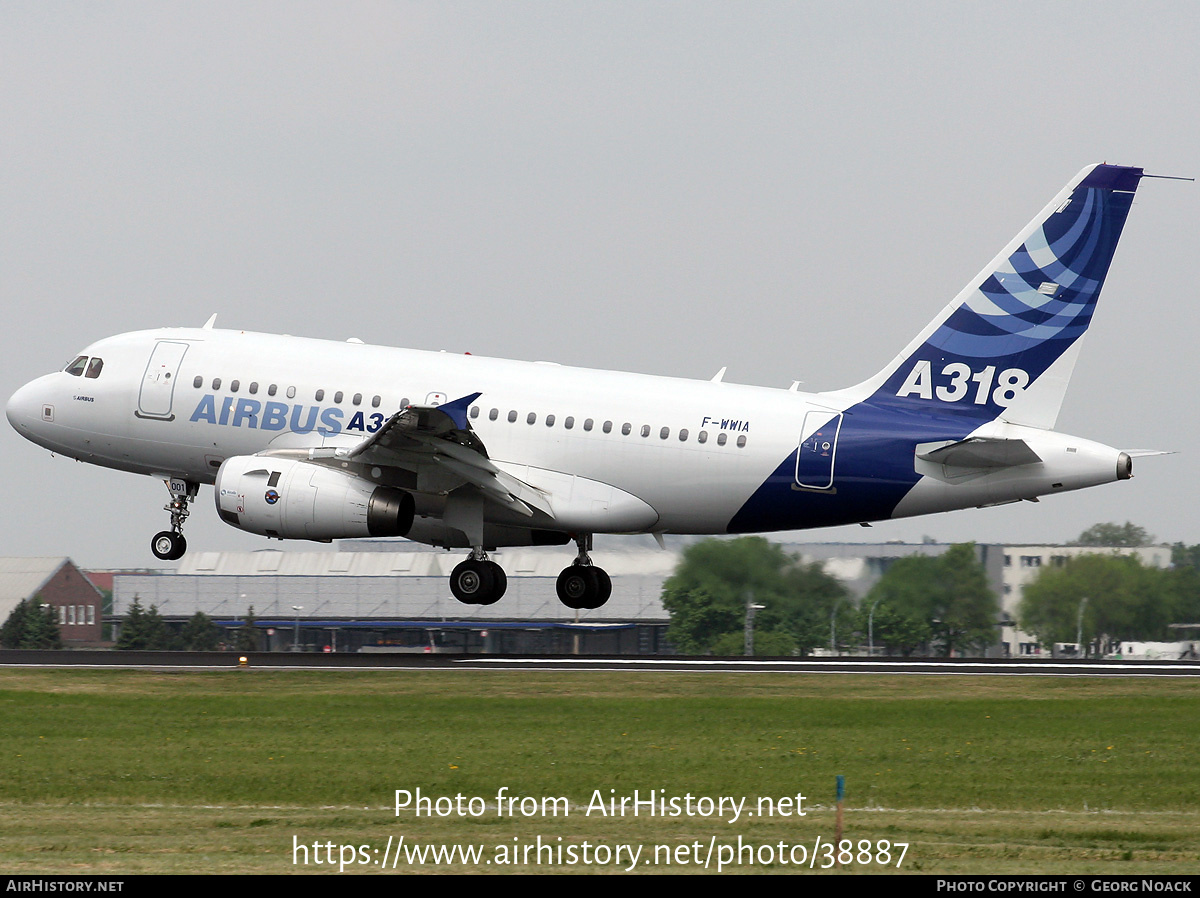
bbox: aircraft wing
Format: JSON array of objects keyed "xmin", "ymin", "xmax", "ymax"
[
  {"xmin": 917, "ymin": 437, "xmax": 1042, "ymax": 469},
  {"xmin": 336, "ymin": 392, "xmax": 553, "ymax": 518},
  {"xmin": 345, "ymin": 392, "xmax": 486, "ymax": 460}
]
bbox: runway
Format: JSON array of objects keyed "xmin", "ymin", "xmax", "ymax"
[{"xmin": 2, "ymin": 649, "xmax": 1198, "ymax": 676}]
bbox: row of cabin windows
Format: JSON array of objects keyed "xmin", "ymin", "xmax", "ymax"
[
  {"xmin": 186, "ymin": 377, "xmax": 745, "ymax": 447},
  {"xmin": 468, "ymin": 405, "xmax": 747, "ymax": 447},
  {"xmin": 192, "ymin": 376, "xmax": 384, "ymax": 408}
]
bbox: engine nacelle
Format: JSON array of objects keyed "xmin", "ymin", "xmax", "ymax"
[{"xmin": 214, "ymin": 456, "xmax": 414, "ymax": 541}]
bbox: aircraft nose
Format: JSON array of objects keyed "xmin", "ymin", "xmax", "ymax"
[{"xmin": 6, "ymin": 376, "xmax": 52, "ymax": 436}]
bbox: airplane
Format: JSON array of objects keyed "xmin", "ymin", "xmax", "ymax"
[{"xmin": 6, "ymin": 163, "xmax": 1160, "ymax": 610}]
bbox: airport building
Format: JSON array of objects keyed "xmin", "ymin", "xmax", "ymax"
[
  {"xmin": 111, "ymin": 542, "xmax": 675, "ymax": 654},
  {"xmin": 104, "ymin": 539, "xmax": 1173, "ymax": 656},
  {"xmin": 0, "ymin": 557, "xmax": 107, "ymax": 645}
]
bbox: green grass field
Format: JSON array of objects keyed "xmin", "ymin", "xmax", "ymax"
[{"xmin": 0, "ymin": 667, "xmax": 1196, "ymax": 874}]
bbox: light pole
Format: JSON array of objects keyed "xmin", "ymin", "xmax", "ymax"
[
  {"xmin": 830, "ymin": 598, "xmax": 844, "ymax": 656},
  {"xmin": 291, "ymin": 605, "xmax": 303, "ymax": 653},
  {"xmin": 1076, "ymin": 597, "xmax": 1089, "ymax": 658},
  {"xmin": 744, "ymin": 595, "xmax": 765, "ymax": 657},
  {"xmin": 867, "ymin": 596, "xmax": 884, "ymax": 657}
]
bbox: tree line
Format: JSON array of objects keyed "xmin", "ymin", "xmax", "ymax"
[
  {"xmin": 1, "ymin": 594, "xmax": 262, "ymax": 651},
  {"xmin": 0, "ymin": 596, "xmax": 62, "ymax": 649},
  {"xmin": 661, "ymin": 537, "xmax": 999, "ymax": 656},
  {"xmin": 662, "ymin": 524, "xmax": 1200, "ymax": 657},
  {"xmin": 1017, "ymin": 537, "xmax": 1200, "ymax": 652},
  {"xmin": 115, "ymin": 597, "xmax": 261, "ymax": 651}
]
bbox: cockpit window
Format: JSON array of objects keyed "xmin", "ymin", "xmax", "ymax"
[
  {"xmin": 65, "ymin": 356, "xmax": 88, "ymax": 376},
  {"xmin": 84, "ymin": 358, "xmax": 104, "ymax": 379}
]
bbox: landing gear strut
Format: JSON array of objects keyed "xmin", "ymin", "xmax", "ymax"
[
  {"xmin": 556, "ymin": 535, "xmax": 611, "ymax": 610},
  {"xmin": 151, "ymin": 478, "xmax": 196, "ymax": 561},
  {"xmin": 449, "ymin": 548, "xmax": 508, "ymax": 606}
]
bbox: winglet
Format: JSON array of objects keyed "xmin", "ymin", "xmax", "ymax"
[
  {"xmin": 202, "ymin": 313, "xmax": 218, "ymax": 330},
  {"xmin": 436, "ymin": 392, "xmax": 482, "ymax": 431}
]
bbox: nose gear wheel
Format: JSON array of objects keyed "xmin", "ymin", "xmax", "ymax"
[{"xmin": 151, "ymin": 479, "xmax": 197, "ymax": 562}]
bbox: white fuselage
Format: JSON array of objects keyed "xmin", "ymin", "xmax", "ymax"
[{"xmin": 7, "ymin": 326, "xmax": 1130, "ymax": 541}]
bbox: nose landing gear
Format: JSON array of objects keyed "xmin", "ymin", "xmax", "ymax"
[{"xmin": 151, "ymin": 478, "xmax": 197, "ymax": 561}]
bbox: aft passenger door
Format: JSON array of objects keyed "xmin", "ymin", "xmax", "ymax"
[{"xmin": 137, "ymin": 341, "xmax": 189, "ymax": 420}]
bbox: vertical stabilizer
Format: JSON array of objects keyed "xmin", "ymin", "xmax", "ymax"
[{"xmin": 829, "ymin": 164, "xmax": 1142, "ymax": 429}]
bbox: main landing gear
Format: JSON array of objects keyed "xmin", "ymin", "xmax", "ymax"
[
  {"xmin": 151, "ymin": 478, "xmax": 197, "ymax": 561},
  {"xmin": 449, "ymin": 550, "xmax": 508, "ymax": 606},
  {"xmin": 446, "ymin": 535, "xmax": 612, "ymax": 610},
  {"xmin": 554, "ymin": 535, "xmax": 611, "ymax": 610}
]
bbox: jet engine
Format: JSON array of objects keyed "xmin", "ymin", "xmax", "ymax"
[{"xmin": 213, "ymin": 456, "xmax": 414, "ymax": 541}]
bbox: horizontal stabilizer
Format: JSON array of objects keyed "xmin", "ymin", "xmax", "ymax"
[
  {"xmin": 1122, "ymin": 449, "xmax": 1176, "ymax": 458},
  {"xmin": 917, "ymin": 437, "xmax": 1042, "ymax": 469}
]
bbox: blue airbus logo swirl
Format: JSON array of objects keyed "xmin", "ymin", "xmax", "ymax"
[{"xmin": 925, "ymin": 184, "xmax": 1133, "ymax": 361}]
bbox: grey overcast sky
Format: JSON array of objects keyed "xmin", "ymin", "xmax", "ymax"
[{"xmin": 2, "ymin": 1, "xmax": 1198, "ymax": 569}]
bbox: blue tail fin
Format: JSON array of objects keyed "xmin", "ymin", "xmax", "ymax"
[{"xmin": 834, "ymin": 164, "xmax": 1143, "ymax": 429}]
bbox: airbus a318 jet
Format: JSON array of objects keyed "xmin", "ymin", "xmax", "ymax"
[{"xmin": 7, "ymin": 163, "xmax": 1163, "ymax": 610}]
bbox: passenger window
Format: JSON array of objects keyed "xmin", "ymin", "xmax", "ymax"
[
  {"xmin": 400, "ymin": 398, "xmax": 410, "ymax": 408},
  {"xmin": 640, "ymin": 425, "xmax": 650, "ymax": 438},
  {"xmin": 212, "ymin": 378, "xmax": 222, "ymax": 390},
  {"xmin": 698, "ymin": 431, "xmax": 708, "ymax": 444},
  {"xmin": 65, "ymin": 356, "xmax": 88, "ymax": 376},
  {"xmin": 230, "ymin": 380, "xmax": 240, "ymax": 393},
  {"xmin": 193, "ymin": 376, "xmax": 203, "ymax": 388},
  {"xmin": 316, "ymin": 389, "xmax": 325, "ymax": 401},
  {"xmin": 621, "ymin": 423, "xmax": 631, "ymax": 436},
  {"xmin": 546, "ymin": 414, "xmax": 555, "ymax": 427},
  {"xmin": 564, "ymin": 416, "xmax": 574, "ymax": 430},
  {"xmin": 286, "ymin": 386, "xmax": 296, "ymax": 399},
  {"xmin": 249, "ymin": 382, "xmax": 258, "ymax": 394},
  {"xmin": 660, "ymin": 427, "xmax": 669, "ymax": 440},
  {"xmin": 353, "ymin": 393, "xmax": 362, "ymax": 406},
  {"xmin": 679, "ymin": 428, "xmax": 688, "ymax": 441},
  {"xmin": 508, "ymin": 410, "xmax": 518, "ymax": 423},
  {"xmin": 603, "ymin": 421, "xmax": 612, "ymax": 433},
  {"xmin": 334, "ymin": 391, "xmax": 344, "ymax": 404},
  {"xmin": 372, "ymin": 395, "xmax": 381, "ymax": 408},
  {"xmin": 84, "ymin": 358, "xmax": 104, "ymax": 378},
  {"xmin": 527, "ymin": 412, "xmax": 537, "ymax": 425},
  {"xmin": 737, "ymin": 435, "xmax": 747, "ymax": 448},
  {"xmin": 470, "ymin": 406, "xmax": 480, "ymax": 419},
  {"xmin": 717, "ymin": 433, "xmax": 728, "ymax": 446},
  {"xmin": 489, "ymin": 408, "xmax": 499, "ymax": 421},
  {"xmin": 583, "ymin": 418, "xmax": 593, "ymax": 431},
  {"xmin": 268, "ymin": 384, "xmax": 278, "ymax": 396}
]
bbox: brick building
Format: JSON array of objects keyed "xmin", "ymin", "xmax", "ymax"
[{"xmin": 0, "ymin": 557, "xmax": 107, "ymax": 645}]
